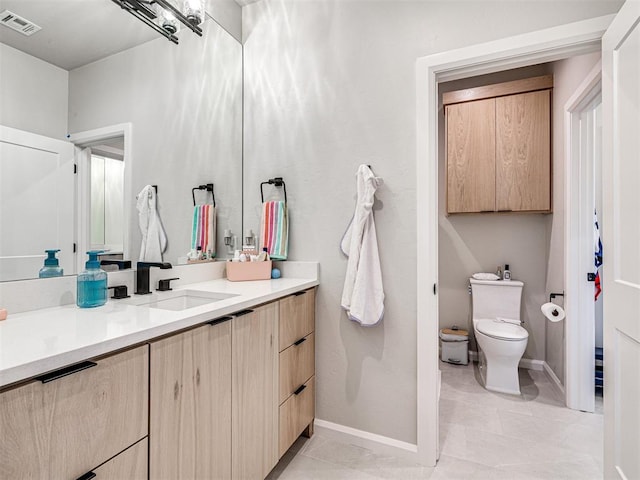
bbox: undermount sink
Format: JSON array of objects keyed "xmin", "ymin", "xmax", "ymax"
[{"xmin": 129, "ymin": 290, "xmax": 238, "ymax": 311}]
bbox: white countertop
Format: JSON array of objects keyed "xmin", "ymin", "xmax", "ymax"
[{"xmin": 0, "ymin": 277, "xmax": 318, "ymax": 388}]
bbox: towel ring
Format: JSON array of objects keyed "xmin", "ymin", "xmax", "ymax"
[
  {"xmin": 192, "ymin": 183, "xmax": 215, "ymax": 207},
  {"xmin": 260, "ymin": 177, "xmax": 287, "ymax": 204}
]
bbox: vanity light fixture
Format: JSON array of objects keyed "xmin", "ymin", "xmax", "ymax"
[{"xmin": 110, "ymin": 0, "xmax": 204, "ymax": 44}]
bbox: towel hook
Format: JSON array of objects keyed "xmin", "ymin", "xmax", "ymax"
[
  {"xmin": 260, "ymin": 177, "xmax": 287, "ymax": 204},
  {"xmin": 192, "ymin": 183, "xmax": 215, "ymax": 207}
]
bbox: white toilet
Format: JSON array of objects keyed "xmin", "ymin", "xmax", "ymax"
[{"xmin": 470, "ymin": 278, "xmax": 529, "ymax": 395}]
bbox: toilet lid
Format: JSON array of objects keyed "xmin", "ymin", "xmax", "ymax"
[{"xmin": 476, "ymin": 319, "xmax": 529, "ymax": 341}]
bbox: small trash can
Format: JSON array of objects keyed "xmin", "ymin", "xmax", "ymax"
[{"xmin": 439, "ymin": 327, "xmax": 469, "ymax": 365}]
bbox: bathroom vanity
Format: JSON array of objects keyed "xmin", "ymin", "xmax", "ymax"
[{"xmin": 0, "ymin": 274, "xmax": 317, "ymax": 480}]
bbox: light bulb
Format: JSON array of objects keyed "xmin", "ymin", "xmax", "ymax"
[{"xmin": 183, "ymin": 0, "xmax": 203, "ymax": 25}]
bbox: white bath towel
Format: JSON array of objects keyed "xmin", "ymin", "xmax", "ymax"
[
  {"xmin": 137, "ymin": 185, "xmax": 167, "ymax": 262},
  {"xmin": 340, "ymin": 165, "xmax": 384, "ymax": 326}
]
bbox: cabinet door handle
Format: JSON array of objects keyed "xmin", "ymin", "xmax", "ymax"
[
  {"xmin": 36, "ymin": 361, "xmax": 97, "ymax": 384},
  {"xmin": 293, "ymin": 384, "xmax": 307, "ymax": 395},
  {"xmin": 293, "ymin": 337, "xmax": 307, "ymax": 346},
  {"xmin": 293, "ymin": 291, "xmax": 306, "ymax": 296},
  {"xmin": 208, "ymin": 316, "xmax": 233, "ymax": 326},
  {"xmin": 234, "ymin": 309, "xmax": 254, "ymax": 317},
  {"xmin": 76, "ymin": 471, "xmax": 97, "ymax": 480}
]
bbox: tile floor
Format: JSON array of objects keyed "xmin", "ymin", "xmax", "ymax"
[{"xmin": 267, "ymin": 361, "xmax": 604, "ymax": 479}]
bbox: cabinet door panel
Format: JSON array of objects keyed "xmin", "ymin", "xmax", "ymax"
[
  {"xmin": 279, "ymin": 288, "xmax": 315, "ymax": 351},
  {"xmin": 446, "ymin": 98, "xmax": 496, "ymax": 213},
  {"xmin": 279, "ymin": 377, "xmax": 315, "ymax": 458},
  {"xmin": 91, "ymin": 437, "xmax": 148, "ymax": 480},
  {"xmin": 496, "ymin": 90, "xmax": 551, "ymax": 211},
  {"xmin": 150, "ymin": 322, "xmax": 232, "ymax": 480},
  {"xmin": 279, "ymin": 333, "xmax": 315, "ymax": 404},
  {"xmin": 232, "ymin": 303, "xmax": 279, "ymax": 479},
  {"xmin": 0, "ymin": 345, "xmax": 148, "ymax": 479}
]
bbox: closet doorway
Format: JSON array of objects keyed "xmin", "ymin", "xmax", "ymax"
[{"xmin": 564, "ymin": 62, "xmax": 604, "ymax": 413}]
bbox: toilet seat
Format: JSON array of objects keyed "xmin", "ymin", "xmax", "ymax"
[{"xmin": 475, "ymin": 319, "xmax": 528, "ymax": 341}]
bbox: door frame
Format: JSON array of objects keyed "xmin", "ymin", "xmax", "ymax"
[
  {"xmin": 564, "ymin": 62, "xmax": 602, "ymax": 413},
  {"xmin": 415, "ymin": 15, "xmax": 614, "ymax": 465},
  {"xmin": 68, "ymin": 123, "xmax": 133, "ymax": 273}
]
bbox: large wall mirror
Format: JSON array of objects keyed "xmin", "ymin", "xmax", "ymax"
[{"xmin": 0, "ymin": 0, "xmax": 243, "ymax": 281}]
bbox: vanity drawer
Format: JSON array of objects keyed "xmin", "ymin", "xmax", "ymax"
[
  {"xmin": 279, "ymin": 376, "xmax": 315, "ymax": 458},
  {"xmin": 0, "ymin": 345, "xmax": 149, "ymax": 479},
  {"xmin": 79, "ymin": 437, "xmax": 148, "ymax": 480},
  {"xmin": 279, "ymin": 288, "xmax": 315, "ymax": 351},
  {"xmin": 279, "ymin": 333, "xmax": 315, "ymax": 404}
]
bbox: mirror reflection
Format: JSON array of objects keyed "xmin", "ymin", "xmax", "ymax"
[{"xmin": 0, "ymin": 2, "xmax": 243, "ymax": 281}]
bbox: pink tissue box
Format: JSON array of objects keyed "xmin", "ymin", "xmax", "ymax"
[{"xmin": 226, "ymin": 260, "xmax": 272, "ymax": 282}]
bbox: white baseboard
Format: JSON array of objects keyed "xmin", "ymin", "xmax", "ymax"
[
  {"xmin": 519, "ymin": 358, "xmax": 545, "ymax": 371},
  {"xmin": 313, "ymin": 419, "xmax": 418, "ymax": 461},
  {"xmin": 543, "ymin": 361, "xmax": 566, "ymax": 395},
  {"xmin": 469, "ymin": 351, "xmax": 544, "ymax": 371}
]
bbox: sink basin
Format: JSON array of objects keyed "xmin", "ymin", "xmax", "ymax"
[{"xmin": 128, "ymin": 290, "xmax": 237, "ymax": 311}]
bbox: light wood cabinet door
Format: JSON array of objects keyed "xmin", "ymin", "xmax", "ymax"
[
  {"xmin": 279, "ymin": 377, "xmax": 315, "ymax": 458},
  {"xmin": 496, "ymin": 89, "xmax": 551, "ymax": 212},
  {"xmin": 279, "ymin": 333, "xmax": 315, "ymax": 404},
  {"xmin": 150, "ymin": 319, "xmax": 232, "ymax": 480},
  {"xmin": 279, "ymin": 289, "xmax": 315, "ymax": 351},
  {"xmin": 0, "ymin": 345, "xmax": 148, "ymax": 479},
  {"xmin": 446, "ymin": 98, "xmax": 496, "ymax": 213},
  {"xmin": 89, "ymin": 437, "xmax": 148, "ymax": 480},
  {"xmin": 232, "ymin": 304, "xmax": 279, "ymax": 480}
]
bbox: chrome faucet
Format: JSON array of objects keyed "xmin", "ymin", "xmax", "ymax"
[{"xmin": 135, "ymin": 262, "xmax": 172, "ymax": 295}]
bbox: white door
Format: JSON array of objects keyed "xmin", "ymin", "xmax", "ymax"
[
  {"xmin": 601, "ymin": 1, "xmax": 640, "ymax": 478},
  {"xmin": 0, "ymin": 126, "xmax": 75, "ymax": 281}
]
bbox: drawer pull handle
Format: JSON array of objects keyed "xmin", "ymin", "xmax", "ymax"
[
  {"xmin": 293, "ymin": 291, "xmax": 306, "ymax": 296},
  {"xmin": 36, "ymin": 361, "xmax": 97, "ymax": 384},
  {"xmin": 294, "ymin": 384, "xmax": 307, "ymax": 395},
  {"xmin": 76, "ymin": 471, "xmax": 97, "ymax": 480},
  {"xmin": 293, "ymin": 337, "xmax": 307, "ymax": 346},
  {"xmin": 235, "ymin": 309, "xmax": 254, "ymax": 317},
  {"xmin": 208, "ymin": 316, "xmax": 233, "ymax": 326}
]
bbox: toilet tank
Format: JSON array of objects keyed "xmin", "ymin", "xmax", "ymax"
[{"xmin": 470, "ymin": 279, "xmax": 524, "ymax": 320}]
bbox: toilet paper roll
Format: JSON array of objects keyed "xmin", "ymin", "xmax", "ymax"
[{"xmin": 541, "ymin": 302, "xmax": 565, "ymax": 322}]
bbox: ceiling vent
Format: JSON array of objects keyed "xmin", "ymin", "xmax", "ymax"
[{"xmin": 0, "ymin": 10, "xmax": 41, "ymax": 36}]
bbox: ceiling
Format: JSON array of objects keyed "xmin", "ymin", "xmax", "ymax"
[{"xmin": 0, "ymin": 0, "xmax": 254, "ymax": 71}]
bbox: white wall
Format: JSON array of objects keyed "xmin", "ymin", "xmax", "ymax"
[
  {"xmin": 69, "ymin": 19, "xmax": 242, "ymax": 265},
  {"xmin": 208, "ymin": 0, "xmax": 243, "ymax": 41},
  {"xmin": 243, "ymin": 0, "xmax": 622, "ymax": 444},
  {"xmin": 545, "ymin": 51, "xmax": 602, "ymax": 384},
  {"xmin": 0, "ymin": 43, "xmax": 68, "ymax": 139}
]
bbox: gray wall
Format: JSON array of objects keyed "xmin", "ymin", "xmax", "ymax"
[
  {"xmin": 69, "ymin": 19, "xmax": 242, "ymax": 265},
  {"xmin": 242, "ymin": 0, "xmax": 622, "ymax": 444},
  {"xmin": 0, "ymin": 43, "xmax": 68, "ymax": 139}
]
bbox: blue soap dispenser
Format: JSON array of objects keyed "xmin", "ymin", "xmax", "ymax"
[
  {"xmin": 39, "ymin": 249, "xmax": 64, "ymax": 278},
  {"xmin": 77, "ymin": 251, "xmax": 107, "ymax": 308}
]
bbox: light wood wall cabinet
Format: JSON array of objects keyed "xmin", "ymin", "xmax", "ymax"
[
  {"xmin": 278, "ymin": 288, "xmax": 316, "ymax": 458},
  {"xmin": 150, "ymin": 318, "xmax": 232, "ymax": 480},
  {"xmin": 232, "ymin": 303, "xmax": 280, "ymax": 480},
  {"xmin": 444, "ymin": 75, "xmax": 552, "ymax": 214},
  {"xmin": 0, "ymin": 345, "xmax": 148, "ymax": 479}
]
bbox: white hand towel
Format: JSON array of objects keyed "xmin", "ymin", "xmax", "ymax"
[
  {"xmin": 137, "ymin": 185, "xmax": 167, "ymax": 262},
  {"xmin": 472, "ymin": 273, "xmax": 501, "ymax": 281},
  {"xmin": 340, "ymin": 165, "xmax": 384, "ymax": 326}
]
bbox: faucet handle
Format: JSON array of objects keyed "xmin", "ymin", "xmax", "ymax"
[
  {"xmin": 108, "ymin": 285, "xmax": 130, "ymax": 299},
  {"xmin": 157, "ymin": 277, "xmax": 180, "ymax": 292}
]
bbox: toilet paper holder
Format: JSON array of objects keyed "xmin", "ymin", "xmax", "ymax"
[
  {"xmin": 549, "ymin": 292, "xmax": 564, "ymax": 303},
  {"xmin": 548, "ymin": 292, "xmax": 564, "ymax": 317}
]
